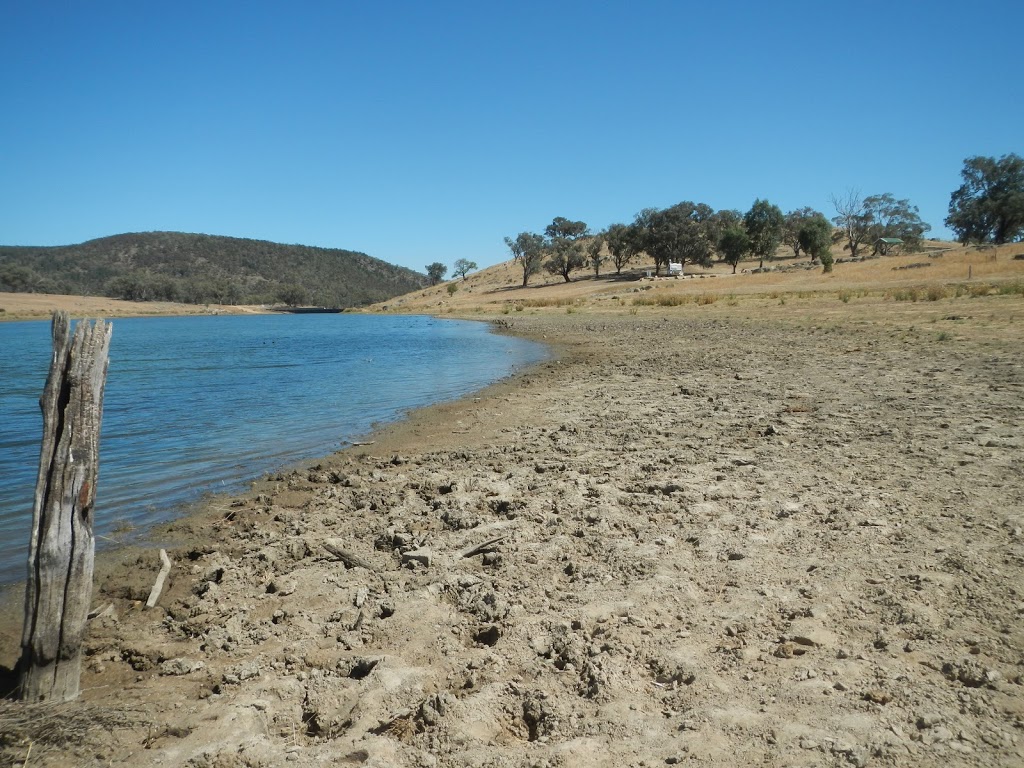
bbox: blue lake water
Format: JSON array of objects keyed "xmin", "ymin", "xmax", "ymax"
[{"xmin": 0, "ymin": 313, "xmax": 547, "ymax": 584}]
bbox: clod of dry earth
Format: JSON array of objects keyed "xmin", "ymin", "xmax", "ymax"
[{"xmin": 1, "ymin": 302, "xmax": 1023, "ymax": 767}]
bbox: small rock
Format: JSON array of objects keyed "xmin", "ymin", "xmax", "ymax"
[
  {"xmin": 774, "ymin": 642, "xmax": 803, "ymax": 658},
  {"xmin": 790, "ymin": 633, "xmax": 824, "ymax": 647},
  {"xmin": 778, "ymin": 502, "xmax": 801, "ymax": 518},
  {"xmin": 402, "ymin": 548, "xmax": 433, "ymax": 567},
  {"xmin": 160, "ymin": 658, "xmax": 205, "ymax": 676},
  {"xmin": 267, "ymin": 578, "xmax": 296, "ymax": 596},
  {"xmin": 942, "ymin": 659, "xmax": 994, "ymax": 688},
  {"xmin": 862, "ymin": 689, "xmax": 891, "ymax": 704}
]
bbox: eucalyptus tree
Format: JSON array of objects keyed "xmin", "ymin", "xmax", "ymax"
[
  {"xmin": 452, "ymin": 258, "xmax": 477, "ymax": 281},
  {"xmin": 544, "ymin": 216, "xmax": 589, "ymax": 241},
  {"xmin": 796, "ymin": 213, "xmax": 835, "ymax": 271},
  {"xmin": 544, "ymin": 238, "xmax": 588, "ymax": 282},
  {"xmin": 863, "ymin": 194, "xmax": 930, "ymax": 252},
  {"xmin": 543, "ymin": 216, "xmax": 589, "ymax": 282},
  {"xmin": 587, "ymin": 235, "xmax": 606, "ymax": 277},
  {"xmin": 645, "ymin": 201, "xmax": 715, "ymax": 275},
  {"xmin": 604, "ymin": 222, "xmax": 643, "ymax": 275},
  {"xmin": 782, "ymin": 207, "xmax": 821, "ymax": 258},
  {"xmin": 743, "ymin": 199, "xmax": 785, "ymax": 269},
  {"xmin": 504, "ymin": 232, "xmax": 546, "ymax": 287},
  {"xmin": 426, "ymin": 262, "xmax": 448, "ymax": 285},
  {"xmin": 946, "ymin": 153, "xmax": 1024, "ymax": 244},
  {"xmin": 717, "ymin": 225, "xmax": 750, "ymax": 274}
]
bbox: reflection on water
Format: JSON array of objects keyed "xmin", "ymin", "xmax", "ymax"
[{"xmin": 0, "ymin": 313, "xmax": 546, "ymax": 583}]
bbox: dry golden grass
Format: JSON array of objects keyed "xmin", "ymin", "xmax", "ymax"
[
  {"xmin": 0, "ymin": 293, "xmax": 272, "ymax": 322},
  {"xmin": 0, "ymin": 698, "xmax": 146, "ymax": 751},
  {"xmin": 369, "ymin": 240, "xmax": 1024, "ymax": 317}
]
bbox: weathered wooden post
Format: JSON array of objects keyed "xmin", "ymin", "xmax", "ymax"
[{"xmin": 18, "ymin": 311, "xmax": 111, "ymax": 702}]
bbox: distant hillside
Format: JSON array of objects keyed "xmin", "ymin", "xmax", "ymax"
[{"xmin": 0, "ymin": 232, "xmax": 427, "ymax": 308}]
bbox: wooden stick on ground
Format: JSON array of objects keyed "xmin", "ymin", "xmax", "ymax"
[
  {"xmin": 323, "ymin": 539, "xmax": 379, "ymax": 572},
  {"xmin": 145, "ymin": 549, "xmax": 172, "ymax": 609},
  {"xmin": 458, "ymin": 536, "xmax": 507, "ymax": 559}
]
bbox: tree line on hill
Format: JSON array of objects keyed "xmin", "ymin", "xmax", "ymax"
[
  {"xmin": 505, "ymin": 196, "xmax": 925, "ymax": 287},
  {"xmin": 0, "ymin": 232, "xmax": 427, "ymax": 307},
  {"xmin": 501, "ymin": 153, "xmax": 1023, "ymax": 287}
]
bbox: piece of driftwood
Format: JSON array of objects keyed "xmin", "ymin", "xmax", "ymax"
[
  {"xmin": 19, "ymin": 312, "xmax": 112, "ymax": 702},
  {"xmin": 458, "ymin": 536, "xmax": 507, "ymax": 559},
  {"xmin": 145, "ymin": 549, "xmax": 172, "ymax": 609},
  {"xmin": 323, "ymin": 539, "xmax": 379, "ymax": 571}
]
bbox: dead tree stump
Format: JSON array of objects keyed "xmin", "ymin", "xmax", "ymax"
[{"xmin": 18, "ymin": 311, "xmax": 112, "ymax": 702}]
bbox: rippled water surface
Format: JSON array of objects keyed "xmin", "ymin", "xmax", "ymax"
[{"xmin": 0, "ymin": 313, "xmax": 546, "ymax": 583}]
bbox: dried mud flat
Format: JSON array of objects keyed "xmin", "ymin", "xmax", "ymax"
[{"xmin": 1, "ymin": 300, "xmax": 1023, "ymax": 767}]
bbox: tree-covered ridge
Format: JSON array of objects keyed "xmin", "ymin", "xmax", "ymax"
[{"xmin": 0, "ymin": 231, "xmax": 427, "ymax": 307}]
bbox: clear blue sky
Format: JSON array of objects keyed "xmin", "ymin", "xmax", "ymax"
[{"xmin": 2, "ymin": 1, "xmax": 1021, "ymax": 273}]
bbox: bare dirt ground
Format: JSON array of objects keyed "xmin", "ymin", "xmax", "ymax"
[{"xmin": 2, "ymin": 281, "xmax": 1023, "ymax": 767}]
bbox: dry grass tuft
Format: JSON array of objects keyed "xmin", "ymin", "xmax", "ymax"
[
  {"xmin": 633, "ymin": 294, "xmax": 689, "ymax": 307},
  {"xmin": 0, "ymin": 698, "xmax": 146, "ymax": 751},
  {"xmin": 518, "ymin": 297, "xmax": 578, "ymax": 308}
]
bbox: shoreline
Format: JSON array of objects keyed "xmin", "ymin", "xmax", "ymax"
[
  {"xmin": 1, "ymin": 301, "xmax": 1022, "ymax": 767},
  {"xmin": 0, "ymin": 311, "xmax": 550, "ymax": 589}
]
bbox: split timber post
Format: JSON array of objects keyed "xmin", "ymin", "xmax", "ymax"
[{"xmin": 18, "ymin": 311, "xmax": 112, "ymax": 702}]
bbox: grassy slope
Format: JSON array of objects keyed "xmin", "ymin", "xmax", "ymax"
[{"xmin": 370, "ymin": 240, "xmax": 1024, "ymax": 316}]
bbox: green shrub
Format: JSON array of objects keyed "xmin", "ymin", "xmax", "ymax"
[{"xmin": 995, "ymin": 280, "xmax": 1024, "ymax": 296}]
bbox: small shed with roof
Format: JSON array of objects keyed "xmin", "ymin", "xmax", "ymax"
[{"xmin": 874, "ymin": 237, "xmax": 904, "ymax": 255}]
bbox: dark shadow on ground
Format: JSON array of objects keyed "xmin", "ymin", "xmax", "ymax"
[
  {"xmin": 0, "ymin": 663, "xmax": 18, "ymax": 699},
  {"xmin": 485, "ymin": 272, "xmax": 644, "ymax": 295}
]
